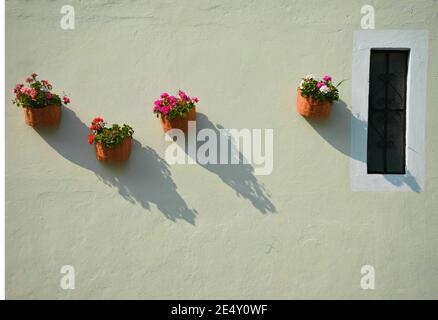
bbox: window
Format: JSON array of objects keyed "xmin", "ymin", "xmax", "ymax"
[
  {"xmin": 367, "ymin": 50, "xmax": 409, "ymax": 174},
  {"xmin": 351, "ymin": 30, "xmax": 428, "ymax": 192}
]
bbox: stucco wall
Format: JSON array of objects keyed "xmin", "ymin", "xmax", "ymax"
[{"xmin": 5, "ymin": 0, "xmax": 438, "ymax": 299}]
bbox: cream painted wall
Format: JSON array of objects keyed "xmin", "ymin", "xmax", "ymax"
[{"xmin": 5, "ymin": 0, "xmax": 438, "ymax": 299}]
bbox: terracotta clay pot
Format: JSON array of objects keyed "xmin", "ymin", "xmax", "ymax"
[
  {"xmin": 296, "ymin": 89, "xmax": 332, "ymax": 119},
  {"xmin": 160, "ymin": 107, "xmax": 196, "ymax": 133},
  {"xmin": 23, "ymin": 104, "xmax": 61, "ymax": 127},
  {"xmin": 95, "ymin": 137, "xmax": 132, "ymax": 162}
]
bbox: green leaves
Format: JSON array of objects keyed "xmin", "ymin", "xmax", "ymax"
[
  {"xmin": 93, "ymin": 124, "xmax": 134, "ymax": 148},
  {"xmin": 166, "ymin": 103, "xmax": 195, "ymax": 120},
  {"xmin": 335, "ymin": 79, "xmax": 347, "ymax": 88}
]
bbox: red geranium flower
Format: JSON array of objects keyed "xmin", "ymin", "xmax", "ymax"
[
  {"xmin": 88, "ymin": 134, "xmax": 95, "ymax": 144},
  {"xmin": 89, "ymin": 124, "xmax": 101, "ymax": 131}
]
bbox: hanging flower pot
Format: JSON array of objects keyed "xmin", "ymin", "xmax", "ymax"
[
  {"xmin": 23, "ymin": 104, "xmax": 62, "ymax": 127},
  {"xmin": 153, "ymin": 90, "xmax": 199, "ymax": 133},
  {"xmin": 160, "ymin": 107, "xmax": 196, "ymax": 133},
  {"xmin": 296, "ymin": 74, "xmax": 343, "ymax": 119},
  {"xmin": 12, "ymin": 73, "xmax": 71, "ymax": 127},
  {"xmin": 88, "ymin": 118, "xmax": 134, "ymax": 162},
  {"xmin": 95, "ymin": 137, "xmax": 132, "ymax": 162},
  {"xmin": 297, "ymin": 89, "xmax": 332, "ymax": 119}
]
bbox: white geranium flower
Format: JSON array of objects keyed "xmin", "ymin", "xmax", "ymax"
[
  {"xmin": 299, "ymin": 80, "xmax": 305, "ymax": 89},
  {"xmin": 319, "ymin": 85, "xmax": 330, "ymax": 94},
  {"xmin": 304, "ymin": 74, "xmax": 314, "ymax": 80}
]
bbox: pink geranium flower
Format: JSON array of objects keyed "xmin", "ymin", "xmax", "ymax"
[
  {"xmin": 12, "ymin": 73, "xmax": 71, "ymax": 109},
  {"xmin": 13, "ymin": 83, "xmax": 24, "ymax": 93},
  {"xmin": 316, "ymin": 82, "xmax": 325, "ymax": 89},
  {"xmin": 29, "ymin": 89, "xmax": 38, "ymax": 99},
  {"xmin": 153, "ymin": 90, "xmax": 199, "ymax": 120},
  {"xmin": 20, "ymin": 87, "xmax": 30, "ymax": 95},
  {"xmin": 323, "ymin": 75, "xmax": 332, "ymax": 82},
  {"xmin": 178, "ymin": 90, "xmax": 189, "ymax": 101},
  {"xmin": 161, "ymin": 105, "xmax": 171, "ymax": 115}
]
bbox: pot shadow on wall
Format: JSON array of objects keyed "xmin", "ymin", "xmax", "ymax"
[
  {"xmin": 36, "ymin": 108, "xmax": 198, "ymax": 224},
  {"xmin": 303, "ymin": 100, "xmax": 421, "ymax": 192},
  {"xmin": 174, "ymin": 112, "xmax": 276, "ymax": 214}
]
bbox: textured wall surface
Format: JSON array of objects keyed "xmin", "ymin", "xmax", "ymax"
[{"xmin": 5, "ymin": 0, "xmax": 438, "ymax": 299}]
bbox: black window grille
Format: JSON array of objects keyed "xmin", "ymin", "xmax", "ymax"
[{"xmin": 367, "ymin": 49, "xmax": 409, "ymax": 174}]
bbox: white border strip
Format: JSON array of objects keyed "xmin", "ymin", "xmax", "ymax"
[{"xmin": 351, "ymin": 30, "xmax": 428, "ymax": 192}]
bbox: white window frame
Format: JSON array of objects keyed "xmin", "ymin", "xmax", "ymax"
[{"xmin": 351, "ymin": 30, "xmax": 428, "ymax": 192}]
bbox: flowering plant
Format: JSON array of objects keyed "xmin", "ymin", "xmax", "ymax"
[
  {"xmin": 153, "ymin": 90, "xmax": 199, "ymax": 120},
  {"xmin": 298, "ymin": 74, "xmax": 344, "ymax": 102},
  {"xmin": 88, "ymin": 117, "xmax": 134, "ymax": 147},
  {"xmin": 12, "ymin": 73, "xmax": 70, "ymax": 108}
]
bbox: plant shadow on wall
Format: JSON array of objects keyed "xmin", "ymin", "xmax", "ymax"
[
  {"xmin": 304, "ymin": 100, "xmax": 421, "ymax": 192},
  {"xmin": 36, "ymin": 108, "xmax": 198, "ymax": 224},
  {"xmin": 177, "ymin": 112, "xmax": 276, "ymax": 214}
]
